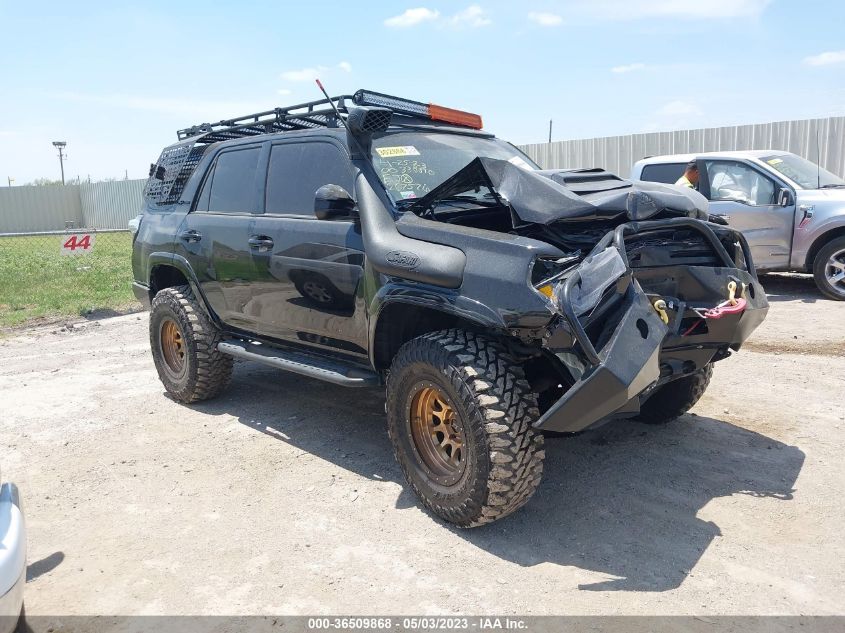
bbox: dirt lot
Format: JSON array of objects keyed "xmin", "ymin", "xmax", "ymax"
[{"xmin": 1, "ymin": 273, "xmax": 844, "ymax": 617}]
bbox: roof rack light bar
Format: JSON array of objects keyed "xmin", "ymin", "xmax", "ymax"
[{"xmin": 353, "ymin": 89, "xmax": 483, "ymax": 129}]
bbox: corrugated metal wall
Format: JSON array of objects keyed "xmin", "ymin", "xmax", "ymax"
[
  {"xmin": 0, "ymin": 179, "xmax": 145, "ymax": 233},
  {"xmin": 519, "ymin": 116, "xmax": 845, "ymax": 179},
  {"xmin": 79, "ymin": 179, "xmax": 146, "ymax": 229},
  {"xmin": 0, "ymin": 184, "xmax": 83, "ymax": 232}
]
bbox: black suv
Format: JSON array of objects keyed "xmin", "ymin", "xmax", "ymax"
[{"xmin": 132, "ymin": 89, "xmax": 768, "ymax": 527}]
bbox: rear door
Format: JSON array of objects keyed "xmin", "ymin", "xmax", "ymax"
[
  {"xmin": 701, "ymin": 159, "xmax": 794, "ymax": 270},
  {"xmin": 247, "ymin": 138, "xmax": 368, "ymax": 358},
  {"xmin": 175, "ymin": 143, "xmax": 266, "ymax": 329}
]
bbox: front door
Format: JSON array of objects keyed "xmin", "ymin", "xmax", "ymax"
[
  {"xmin": 246, "ymin": 139, "xmax": 368, "ymax": 358},
  {"xmin": 702, "ymin": 160, "xmax": 795, "ymax": 271}
]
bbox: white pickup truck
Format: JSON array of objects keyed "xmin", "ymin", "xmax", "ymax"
[{"xmin": 632, "ymin": 151, "xmax": 845, "ymax": 300}]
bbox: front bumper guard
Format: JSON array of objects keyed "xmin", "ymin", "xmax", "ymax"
[{"xmin": 534, "ymin": 218, "xmax": 762, "ymax": 434}]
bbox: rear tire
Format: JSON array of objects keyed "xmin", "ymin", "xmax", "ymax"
[
  {"xmin": 637, "ymin": 364, "xmax": 713, "ymax": 425},
  {"xmin": 149, "ymin": 285, "xmax": 233, "ymax": 403},
  {"xmin": 386, "ymin": 329, "xmax": 545, "ymax": 527},
  {"xmin": 812, "ymin": 236, "xmax": 845, "ymax": 301}
]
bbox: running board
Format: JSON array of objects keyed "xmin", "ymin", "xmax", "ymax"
[{"xmin": 217, "ymin": 340, "xmax": 380, "ymax": 387}]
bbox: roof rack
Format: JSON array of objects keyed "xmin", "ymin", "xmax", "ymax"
[
  {"xmin": 177, "ymin": 94, "xmax": 354, "ymax": 143},
  {"xmin": 177, "ymin": 89, "xmax": 483, "ymax": 143}
]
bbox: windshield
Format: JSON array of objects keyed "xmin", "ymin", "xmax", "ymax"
[
  {"xmin": 760, "ymin": 153, "xmax": 845, "ymax": 189},
  {"xmin": 371, "ymin": 131, "xmax": 539, "ymax": 202}
]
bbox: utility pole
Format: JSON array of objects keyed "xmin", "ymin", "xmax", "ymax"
[
  {"xmin": 548, "ymin": 119, "xmax": 553, "ymax": 143},
  {"xmin": 6, "ymin": 177, "xmax": 13, "ymax": 187},
  {"xmin": 52, "ymin": 141, "xmax": 67, "ymax": 185}
]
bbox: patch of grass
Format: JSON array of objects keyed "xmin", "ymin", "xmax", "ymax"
[{"xmin": 0, "ymin": 232, "xmax": 140, "ymax": 328}]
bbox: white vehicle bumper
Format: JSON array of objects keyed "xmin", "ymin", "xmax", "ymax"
[{"xmin": 0, "ymin": 483, "xmax": 25, "ymax": 633}]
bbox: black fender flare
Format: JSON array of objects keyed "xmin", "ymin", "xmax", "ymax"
[
  {"xmin": 367, "ymin": 284, "xmax": 507, "ymax": 369},
  {"xmin": 146, "ymin": 252, "xmax": 220, "ymax": 324}
]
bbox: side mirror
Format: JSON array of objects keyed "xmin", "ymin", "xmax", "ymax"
[
  {"xmin": 315, "ymin": 184, "xmax": 356, "ymax": 220},
  {"xmin": 778, "ymin": 187, "xmax": 794, "ymax": 207}
]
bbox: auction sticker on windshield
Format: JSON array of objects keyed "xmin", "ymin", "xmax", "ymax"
[{"xmin": 375, "ymin": 146, "xmax": 420, "ymax": 158}]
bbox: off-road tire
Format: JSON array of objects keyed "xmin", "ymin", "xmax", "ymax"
[
  {"xmin": 812, "ymin": 236, "xmax": 845, "ymax": 301},
  {"xmin": 637, "ymin": 363, "xmax": 713, "ymax": 425},
  {"xmin": 149, "ymin": 285, "xmax": 233, "ymax": 403},
  {"xmin": 386, "ymin": 329, "xmax": 545, "ymax": 527}
]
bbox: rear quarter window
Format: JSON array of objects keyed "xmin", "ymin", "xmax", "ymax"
[
  {"xmin": 206, "ymin": 147, "xmax": 261, "ymax": 213},
  {"xmin": 639, "ymin": 163, "xmax": 686, "ymax": 184}
]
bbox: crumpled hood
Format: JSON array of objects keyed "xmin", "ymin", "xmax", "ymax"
[{"xmin": 407, "ymin": 157, "xmax": 709, "ymax": 226}]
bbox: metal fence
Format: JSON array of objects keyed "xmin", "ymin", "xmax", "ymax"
[
  {"xmin": 518, "ymin": 115, "xmax": 845, "ymax": 178},
  {"xmin": 0, "ymin": 229, "xmax": 137, "ymax": 328},
  {"xmin": 0, "ymin": 179, "xmax": 145, "ymax": 233}
]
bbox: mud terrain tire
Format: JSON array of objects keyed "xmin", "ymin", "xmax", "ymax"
[
  {"xmin": 149, "ymin": 285, "xmax": 233, "ymax": 403},
  {"xmin": 637, "ymin": 363, "xmax": 713, "ymax": 425},
  {"xmin": 386, "ymin": 329, "xmax": 545, "ymax": 527}
]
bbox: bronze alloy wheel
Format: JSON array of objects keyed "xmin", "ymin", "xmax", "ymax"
[
  {"xmin": 409, "ymin": 383, "xmax": 467, "ymax": 486},
  {"xmin": 159, "ymin": 318, "xmax": 186, "ymax": 378}
]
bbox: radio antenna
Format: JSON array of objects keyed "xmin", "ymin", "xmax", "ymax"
[{"xmin": 315, "ymin": 79, "xmax": 349, "ymax": 131}]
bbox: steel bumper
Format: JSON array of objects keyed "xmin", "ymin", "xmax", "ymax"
[{"xmin": 534, "ymin": 218, "xmax": 768, "ymax": 434}]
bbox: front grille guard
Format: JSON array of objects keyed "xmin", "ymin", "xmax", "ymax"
[{"xmin": 558, "ymin": 218, "xmax": 755, "ymax": 368}]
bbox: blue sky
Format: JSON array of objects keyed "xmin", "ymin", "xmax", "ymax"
[{"xmin": 1, "ymin": 0, "xmax": 844, "ymax": 183}]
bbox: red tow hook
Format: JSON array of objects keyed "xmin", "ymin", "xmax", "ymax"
[
  {"xmin": 704, "ymin": 297, "xmax": 747, "ymax": 320},
  {"xmin": 702, "ymin": 280, "xmax": 747, "ymax": 320}
]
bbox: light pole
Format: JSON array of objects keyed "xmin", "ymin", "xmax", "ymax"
[
  {"xmin": 52, "ymin": 141, "xmax": 67, "ymax": 185},
  {"xmin": 6, "ymin": 177, "xmax": 13, "ymax": 187}
]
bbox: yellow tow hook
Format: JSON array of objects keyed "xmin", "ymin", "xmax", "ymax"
[
  {"xmin": 652, "ymin": 298, "xmax": 669, "ymax": 325},
  {"xmin": 726, "ymin": 280, "xmax": 738, "ymax": 306}
]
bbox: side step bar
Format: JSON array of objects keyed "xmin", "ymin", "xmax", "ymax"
[{"xmin": 218, "ymin": 340, "xmax": 380, "ymax": 388}]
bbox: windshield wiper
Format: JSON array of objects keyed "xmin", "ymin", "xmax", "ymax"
[{"xmin": 820, "ymin": 183, "xmax": 845, "ymax": 189}]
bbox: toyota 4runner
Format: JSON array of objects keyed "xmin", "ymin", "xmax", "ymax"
[{"xmin": 132, "ymin": 88, "xmax": 768, "ymax": 527}]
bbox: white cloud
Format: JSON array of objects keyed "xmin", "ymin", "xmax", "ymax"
[
  {"xmin": 528, "ymin": 11, "xmax": 563, "ymax": 26},
  {"xmin": 337, "ymin": 61, "xmax": 352, "ymax": 73},
  {"xmin": 276, "ymin": 89, "xmax": 292, "ymax": 96},
  {"xmin": 563, "ymin": 0, "xmax": 771, "ymax": 20},
  {"xmin": 280, "ymin": 66, "xmax": 329, "ymax": 82},
  {"xmin": 656, "ymin": 100, "xmax": 702, "ymax": 117},
  {"xmin": 384, "ymin": 5, "xmax": 491, "ymax": 30},
  {"xmin": 803, "ymin": 50, "xmax": 845, "ymax": 66},
  {"xmin": 384, "ymin": 7, "xmax": 440, "ymax": 27},
  {"xmin": 611, "ymin": 62, "xmax": 646, "ymax": 73},
  {"xmin": 447, "ymin": 5, "xmax": 491, "ymax": 28}
]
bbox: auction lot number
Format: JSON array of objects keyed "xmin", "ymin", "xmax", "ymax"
[{"xmin": 61, "ymin": 233, "xmax": 96, "ymax": 254}]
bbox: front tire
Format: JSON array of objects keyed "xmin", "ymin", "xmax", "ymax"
[
  {"xmin": 637, "ymin": 364, "xmax": 713, "ymax": 425},
  {"xmin": 386, "ymin": 330, "xmax": 545, "ymax": 527},
  {"xmin": 149, "ymin": 285, "xmax": 233, "ymax": 403},
  {"xmin": 812, "ymin": 236, "xmax": 845, "ymax": 301}
]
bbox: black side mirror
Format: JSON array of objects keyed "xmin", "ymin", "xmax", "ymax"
[
  {"xmin": 315, "ymin": 184, "xmax": 356, "ymax": 220},
  {"xmin": 778, "ymin": 187, "xmax": 794, "ymax": 207}
]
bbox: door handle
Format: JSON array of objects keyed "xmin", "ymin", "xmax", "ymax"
[
  {"xmin": 248, "ymin": 236, "xmax": 274, "ymax": 251},
  {"xmin": 178, "ymin": 230, "xmax": 202, "ymax": 243}
]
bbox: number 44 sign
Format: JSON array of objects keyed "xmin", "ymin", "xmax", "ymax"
[{"xmin": 60, "ymin": 233, "xmax": 96, "ymax": 255}]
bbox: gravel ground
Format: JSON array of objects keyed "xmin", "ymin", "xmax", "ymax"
[{"xmin": 1, "ymin": 273, "xmax": 843, "ymax": 617}]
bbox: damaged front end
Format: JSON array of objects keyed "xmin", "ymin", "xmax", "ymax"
[
  {"xmin": 535, "ymin": 217, "xmax": 768, "ymax": 433},
  {"xmin": 396, "ymin": 155, "xmax": 768, "ymax": 432}
]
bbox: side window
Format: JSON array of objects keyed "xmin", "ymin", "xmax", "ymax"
[
  {"xmin": 639, "ymin": 163, "xmax": 685, "ymax": 184},
  {"xmin": 194, "ymin": 165, "xmax": 214, "ymax": 212},
  {"xmin": 207, "ymin": 147, "xmax": 261, "ymax": 213},
  {"xmin": 266, "ymin": 142, "xmax": 354, "ymax": 216},
  {"xmin": 705, "ymin": 161, "xmax": 777, "ymax": 206}
]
